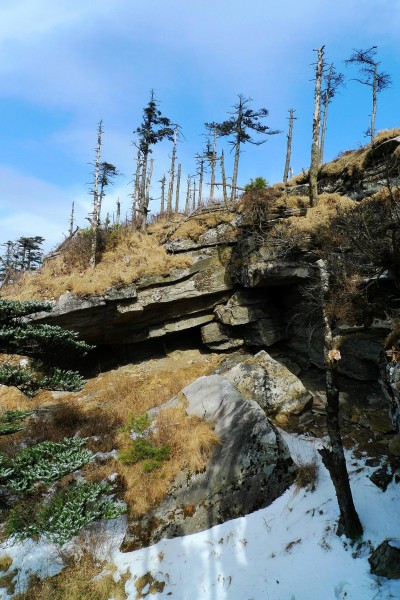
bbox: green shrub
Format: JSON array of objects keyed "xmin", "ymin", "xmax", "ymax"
[
  {"xmin": 0, "ymin": 363, "xmax": 85, "ymax": 397},
  {"xmin": 244, "ymin": 177, "xmax": 268, "ymax": 191},
  {"xmin": 6, "ymin": 481, "xmax": 125, "ymax": 544},
  {"xmin": 124, "ymin": 412, "xmax": 151, "ymax": 434},
  {"xmin": 0, "ymin": 410, "xmax": 33, "ymax": 435},
  {"xmin": 0, "ymin": 437, "xmax": 92, "ymax": 491},
  {"xmin": 118, "ymin": 438, "xmax": 170, "ymax": 472}
]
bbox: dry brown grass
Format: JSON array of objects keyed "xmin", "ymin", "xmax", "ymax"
[
  {"xmin": 14, "ymin": 555, "xmax": 129, "ymax": 600},
  {"xmin": 2, "ymin": 228, "xmax": 191, "ymax": 301},
  {"xmin": 116, "ymin": 398, "xmax": 219, "ymax": 516},
  {"xmin": 287, "ymin": 193, "xmax": 354, "ymax": 235},
  {"xmin": 286, "ymin": 128, "xmax": 400, "ymax": 185},
  {"xmin": 170, "ymin": 211, "xmax": 236, "ymax": 242}
]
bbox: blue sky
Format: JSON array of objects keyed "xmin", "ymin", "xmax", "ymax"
[{"xmin": 0, "ymin": 0, "xmax": 399, "ymax": 251}]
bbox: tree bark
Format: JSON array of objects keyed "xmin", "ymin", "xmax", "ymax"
[
  {"xmin": 69, "ymin": 201, "xmax": 75, "ymax": 237},
  {"xmin": 198, "ymin": 159, "xmax": 204, "ymax": 208},
  {"xmin": 316, "ymin": 259, "xmax": 363, "ymax": 540},
  {"xmin": 371, "ymin": 64, "xmax": 377, "ymax": 143},
  {"xmin": 175, "ymin": 163, "xmax": 181, "ymax": 213},
  {"xmin": 167, "ymin": 130, "xmax": 177, "ymax": 215},
  {"xmin": 141, "ymin": 159, "xmax": 154, "ymax": 233},
  {"xmin": 309, "ymin": 46, "xmax": 324, "ymax": 207},
  {"xmin": 116, "ymin": 198, "xmax": 121, "ymax": 226},
  {"xmin": 320, "ymin": 65, "xmax": 333, "ymax": 165},
  {"xmin": 90, "ymin": 120, "xmax": 103, "ymax": 269},
  {"xmin": 185, "ymin": 177, "xmax": 191, "ymax": 214},
  {"xmin": 160, "ymin": 175, "xmax": 166, "ymax": 216},
  {"xmin": 132, "ymin": 148, "xmax": 142, "ymax": 226},
  {"xmin": 283, "ymin": 109, "xmax": 295, "ymax": 184},
  {"xmin": 210, "ymin": 128, "xmax": 217, "ymax": 203},
  {"xmin": 220, "ymin": 150, "xmax": 229, "ymax": 208}
]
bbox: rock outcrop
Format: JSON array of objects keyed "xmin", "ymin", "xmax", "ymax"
[{"xmin": 121, "ymin": 374, "xmax": 295, "ymax": 551}]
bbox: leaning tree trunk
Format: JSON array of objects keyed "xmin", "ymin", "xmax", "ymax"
[
  {"xmin": 371, "ymin": 64, "xmax": 377, "ymax": 143},
  {"xmin": 175, "ymin": 163, "xmax": 181, "ymax": 213},
  {"xmin": 283, "ymin": 109, "xmax": 295, "ymax": 184},
  {"xmin": 309, "ymin": 46, "xmax": 324, "ymax": 207},
  {"xmin": 317, "ymin": 259, "xmax": 363, "ymax": 540},
  {"xmin": 90, "ymin": 120, "xmax": 103, "ymax": 269}
]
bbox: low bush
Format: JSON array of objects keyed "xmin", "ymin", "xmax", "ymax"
[
  {"xmin": 0, "ymin": 437, "xmax": 92, "ymax": 491},
  {"xmin": 0, "ymin": 410, "xmax": 33, "ymax": 435},
  {"xmin": 6, "ymin": 481, "xmax": 125, "ymax": 544},
  {"xmin": 118, "ymin": 438, "xmax": 170, "ymax": 472}
]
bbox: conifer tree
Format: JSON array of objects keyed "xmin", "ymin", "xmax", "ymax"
[
  {"xmin": 346, "ymin": 46, "xmax": 391, "ymax": 143},
  {"xmin": 0, "ymin": 300, "xmax": 91, "ymax": 397},
  {"xmin": 207, "ymin": 95, "xmax": 279, "ymax": 201},
  {"xmin": 135, "ymin": 91, "xmax": 175, "ymax": 230}
]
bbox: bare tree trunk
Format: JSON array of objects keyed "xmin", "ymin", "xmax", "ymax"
[
  {"xmin": 185, "ymin": 177, "xmax": 191, "ymax": 214},
  {"xmin": 320, "ymin": 65, "xmax": 333, "ymax": 165},
  {"xmin": 220, "ymin": 150, "xmax": 229, "ymax": 208},
  {"xmin": 167, "ymin": 129, "xmax": 177, "ymax": 215},
  {"xmin": 116, "ymin": 198, "xmax": 121, "ymax": 226},
  {"xmin": 371, "ymin": 64, "xmax": 377, "ymax": 143},
  {"xmin": 90, "ymin": 120, "xmax": 103, "ymax": 269},
  {"xmin": 132, "ymin": 148, "xmax": 142, "ymax": 226},
  {"xmin": 309, "ymin": 46, "xmax": 324, "ymax": 207},
  {"xmin": 69, "ymin": 201, "xmax": 75, "ymax": 236},
  {"xmin": 137, "ymin": 152, "xmax": 148, "ymax": 230},
  {"xmin": 210, "ymin": 128, "xmax": 217, "ymax": 203},
  {"xmin": 141, "ymin": 159, "xmax": 154, "ymax": 233},
  {"xmin": 316, "ymin": 259, "xmax": 363, "ymax": 540},
  {"xmin": 231, "ymin": 142, "xmax": 241, "ymax": 202},
  {"xmin": 160, "ymin": 175, "xmax": 166, "ymax": 216},
  {"xmin": 192, "ymin": 179, "xmax": 196, "ymax": 211},
  {"xmin": 198, "ymin": 159, "xmax": 204, "ymax": 208},
  {"xmin": 283, "ymin": 109, "xmax": 296, "ymax": 183},
  {"xmin": 175, "ymin": 163, "xmax": 181, "ymax": 213}
]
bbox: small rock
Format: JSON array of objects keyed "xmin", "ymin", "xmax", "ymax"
[{"xmin": 369, "ymin": 465, "xmax": 393, "ymax": 491}]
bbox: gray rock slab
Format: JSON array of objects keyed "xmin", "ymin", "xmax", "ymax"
[{"xmin": 120, "ymin": 374, "xmax": 295, "ymax": 551}]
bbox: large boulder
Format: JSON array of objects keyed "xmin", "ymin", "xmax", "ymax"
[
  {"xmin": 221, "ymin": 350, "xmax": 312, "ymax": 416},
  {"xmin": 121, "ymin": 374, "xmax": 295, "ymax": 551}
]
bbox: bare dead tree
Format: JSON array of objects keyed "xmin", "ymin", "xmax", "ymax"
[
  {"xmin": 185, "ymin": 176, "xmax": 191, "ymax": 214},
  {"xmin": 346, "ymin": 46, "xmax": 391, "ymax": 143},
  {"xmin": 196, "ymin": 158, "xmax": 204, "ymax": 208},
  {"xmin": 309, "ymin": 46, "xmax": 325, "ymax": 207},
  {"xmin": 69, "ymin": 201, "xmax": 75, "ymax": 237},
  {"xmin": 89, "ymin": 120, "xmax": 103, "ymax": 269},
  {"xmin": 316, "ymin": 259, "xmax": 363, "ymax": 540},
  {"xmin": 220, "ymin": 149, "xmax": 229, "ymax": 208},
  {"xmin": 132, "ymin": 147, "xmax": 142, "ymax": 225},
  {"xmin": 192, "ymin": 178, "xmax": 197, "ymax": 211},
  {"xmin": 167, "ymin": 128, "xmax": 178, "ymax": 215},
  {"xmin": 283, "ymin": 109, "xmax": 296, "ymax": 184},
  {"xmin": 141, "ymin": 158, "xmax": 154, "ymax": 232},
  {"xmin": 175, "ymin": 163, "xmax": 181, "ymax": 213},
  {"xmin": 320, "ymin": 65, "xmax": 344, "ymax": 164},
  {"xmin": 160, "ymin": 174, "xmax": 166, "ymax": 215},
  {"xmin": 116, "ymin": 198, "xmax": 121, "ymax": 226}
]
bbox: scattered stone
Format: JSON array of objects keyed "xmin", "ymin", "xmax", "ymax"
[
  {"xmin": 369, "ymin": 465, "xmax": 393, "ymax": 491},
  {"xmin": 369, "ymin": 540, "xmax": 400, "ymax": 579}
]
